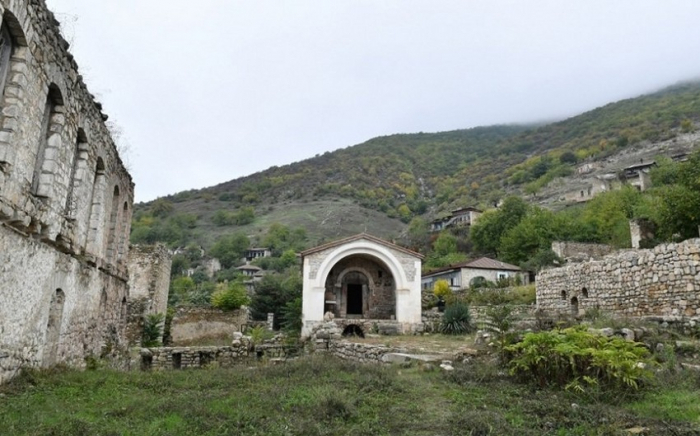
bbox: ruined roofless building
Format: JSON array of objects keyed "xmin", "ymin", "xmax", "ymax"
[{"xmin": 0, "ymin": 0, "xmax": 134, "ymax": 382}]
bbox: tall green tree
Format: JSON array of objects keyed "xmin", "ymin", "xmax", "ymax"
[
  {"xmin": 210, "ymin": 233, "xmax": 250, "ymax": 268},
  {"xmin": 470, "ymin": 196, "xmax": 529, "ymax": 255}
]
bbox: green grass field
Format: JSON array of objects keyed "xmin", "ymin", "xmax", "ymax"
[{"xmin": 1, "ymin": 355, "xmax": 699, "ymax": 436}]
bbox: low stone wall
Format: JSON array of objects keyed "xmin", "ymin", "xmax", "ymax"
[
  {"xmin": 470, "ymin": 305, "xmax": 537, "ymax": 325},
  {"xmin": 422, "ymin": 305, "xmax": 536, "ymax": 332},
  {"xmin": 311, "ymin": 340, "xmax": 400, "ymax": 364},
  {"xmin": 136, "ymin": 340, "xmax": 301, "ymax": 370},
  {"xmin": 537, "ymin": 238, "xmax": 700, "ymax": 318},
  {"xmin": 138, "ymin": 345, "xmax": 248, "ymax": 370},
  {"xmin": 170, "ymin": 307, "xmax": 249, "ymax": 345},
  {"xmin": 552, "ymin": 241, "xmax": 614, "ymax": 262}
]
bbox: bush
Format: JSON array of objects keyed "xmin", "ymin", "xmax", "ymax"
[
  {"xmin": 211, "ymin": 282, "xmax": 250, "ymax": 311},
  {"xmin": 432, "ymin": 279, "xmax": 452, "ymax": 300},
  {"xmin": 440, "ymin": 302, "xmax": 473, "ymax": 335},
  {"xmin": 483, "ymin": 305, "xmax": 517, "ymax": 365},
  {"xmin": 142, "ymin": 313, "xmax": 165, "ymax": 347},
  {"xmin": 506, "ymin": 326, "xmax": 655, "ymax": 392}
]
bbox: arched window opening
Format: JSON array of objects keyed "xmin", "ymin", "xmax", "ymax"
[
  {"xmin": 44, "ymin": 289, "xmax": 66, "ymax": 367},
  {"xmin": 64, "ymin": 129, "xmax": 88, "ymax": 218},
  {"xmin": 0, "ymin": 23, "xmax": 14, "ymax": 98},
  {"xmin": 571, "ymin": 297, "xmax": 579, "ymax": 317},
  {"xmin": 32, "ymin": 85, "xmax": 64, "ymax": 197},
  {"xmin": 116, "ymin": 201, "xmax": 129, "ymax": 261},
  {"xmin": 561, "ymin": 290, "xmax": 567, "ymax": 300},
  {"xmin": 582, "ymin": 287, "xmax": 589, "ymax": 298},
  {"xmin": 105, "ymin": 185, "xmax": 120, "ymax": 262}
]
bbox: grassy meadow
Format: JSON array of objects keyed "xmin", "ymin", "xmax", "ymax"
[{"xmin": 0, "ymin": 354, "xmax": 699, "ymax": 436}]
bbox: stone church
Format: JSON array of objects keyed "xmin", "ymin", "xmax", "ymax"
[
  {"xmin": 0, "ymin": 0, "xmax": 134, "ymax": 382},
  {"xmin": 300, "ymin": 234, "xmax": 424, "ymax": 337}
]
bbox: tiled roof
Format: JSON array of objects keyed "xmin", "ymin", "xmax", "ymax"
[
  {"xmin": 300, "ymin": 233, "xmax": 424, "ymax": 259},
  {"xmin": 423, "ymin": 256, "xmax": 521, "ymax": 278}
]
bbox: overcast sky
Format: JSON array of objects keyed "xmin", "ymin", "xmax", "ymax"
[{"xmin": 43, "ymin": 0, "xmax": 700, "ymax": 203}]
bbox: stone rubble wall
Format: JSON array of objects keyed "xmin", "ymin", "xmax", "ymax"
[
  {"xmin": 311, "ymin": 340, "xmax": 399, "ymax": 364},
  {"xmin": 422, "ymin": 305, "xmax": 536, "ymax": 332},
  {"xmin": 551, "ymin": 241, "xmax": 615, "ymax": 262},
  {"xmin": 0, "ymin": 226, "xmax": 129, "ymax": 383},
  {"xmin": 170, "ymin": 307, "xmax": 249, "ymax": 346},
  {"xmin": 138, "ymin": 345, "xmax": 249, "ymax": 371},
  {"xmin": 0, "ymin": 0, "xmax": 133, "ymax": 382},
  {"xmin": 137, "ymin": 339, "xmax": 301, "ymax": 370},
  {"xmin": 537, "ymin": 238, "xmax": 700, "ymax": 318}
]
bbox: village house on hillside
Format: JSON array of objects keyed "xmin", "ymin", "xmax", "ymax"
[
  {"xmin": 430, "ymin": 207, "xmax": 482, "ymax": 232},
  {"xmin": 422, "ymin": 258, "xmax": 529, "ymax": 291},
  {"xmin": 245, "ymin": 247, "xmax": 272, "ymax": 262}
]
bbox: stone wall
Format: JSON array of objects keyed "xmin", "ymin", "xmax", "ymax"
[
  {"xmin": 422, "ymin": 305, "xmax": 536, "ymax": 332},
  {"xmin": 170, "ymin": 307, "xmax": 249, "ymax": 346},
  {"xmin": 138, "ymin": 345, "xmax": 249, "ymax": 370},
  {"xmin": 537, "ymin": 239, "xmax": 700, "ymax": 318},
  {"xmin": 126, "ymin": 244, "xmax": 172, "ymax": 345},
  {"xmin": 0, "ymin": 0, "xmax": 132, "ymax": 383},
  {"xmin": 551, "ymin": 241, "xmax": 615, "ymax": 262},
  {"xmin": 137, "ymin": 341, "xmax": 300, "ymax": 370}
]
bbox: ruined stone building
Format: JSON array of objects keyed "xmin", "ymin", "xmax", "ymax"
[
  {"xmin": 537, "ymin": 238, "xmax": 700, "ymax": 319},
  {"xmin": 0, "ymin": 0, "xmax": 133, "ymax": 382},
  {"xmin": 126, "ymin": 244, "xmax": 172, "ymax": 345},
  {"xmin": 300, "ymin": 234, "xmax": 424, "ymax": 337}
]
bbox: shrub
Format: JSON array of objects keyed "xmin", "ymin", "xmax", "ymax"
[
  {"xmin": 483, "ymin": 305, "xmax": 517, "ymax": 365},
  {"xmin": 142, "ymin": 313, "xmax": 165, "ymax": 347},
  {"xmin": 440, "ymin": 302, "xmax": 473, "ymax": 335},
  {"xmin": 506, "ymin": 326, "xmax": 655, "ymax": 392},
  {"xmin": 433, "ymin": 279, "xmax": 452, "ymax": 300},
  {"xmin": 211, "ymin": 282, "xmax": 250, "ymax": 311}
]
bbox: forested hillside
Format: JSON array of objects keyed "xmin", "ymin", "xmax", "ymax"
[{"xmin": 131, "ymin": 80, "xmax": 700, "ymax": 251}]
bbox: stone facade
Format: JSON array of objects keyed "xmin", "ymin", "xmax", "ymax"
[
  {"xmin": 300, "ymin": 234, "xmax": 424, "ymax": 338},
  {"xmin": 170, "ymin": 307, "xmax": 249, "ymax": 346},
  {"xmin": 551, "ymin": 241, "xmax": 615, "ymax": 262},
  {"xmin": 126, "ymin": 244, "xmax": 172, "ymax": 344},
  {"xmin": 0, "ymin": 0, "xmax": 133, "ymax": 383},
  {"xmin": 537, "ymin": 239, "xmax": 700, "ymax": 318}
]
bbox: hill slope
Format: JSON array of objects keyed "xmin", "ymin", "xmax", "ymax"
[{"xmin": 131, "ymin": 80, "xmax": 700, "ymax": 250}]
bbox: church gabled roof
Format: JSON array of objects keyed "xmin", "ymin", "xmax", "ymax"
[{"xmin": 300, "ymin": 233, "xmax": 424, "ymax": 259}]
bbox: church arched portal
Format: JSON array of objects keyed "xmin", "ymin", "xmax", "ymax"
[{"xmin": 324, "ymin": 254, "xmax": 396, "ymax": 320}]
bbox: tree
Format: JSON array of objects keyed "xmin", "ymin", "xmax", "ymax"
[
  {"xmin": 433, "ymin": 232, "xmax": 458, "ymax": 257},
  {"xmin": 250, "ymin": 271, "xmax": 302, "ymax": 329},
  {"xmin": 470, "ymin": 196, "xmax": 529, "ymax": 255},
  {"xmin": 559, "ymin": 151, "xmax": 578, "ymax": 164},
  {"xmin": 405, "ymin": 217, "xmax": 431, "ymax": 252},
  {"xmin": 210, "ymin": 233, "xmax": 249, "ymax": 268},
  {"xmin": 499, "ymin": 207, "xmax": 576, "ymax": 265}
]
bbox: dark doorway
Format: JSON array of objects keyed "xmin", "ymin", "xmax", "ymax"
[
  {"xmin": 342, "ymin": 324, "xmax": 365, "ymax": 338},
  {"xmin": 347, "ymin": 284, "xmax": 363, "ymax": 315},
  {"xmin": 571, "ymin": 297, "xmax": 579, "ymax": 316}
]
